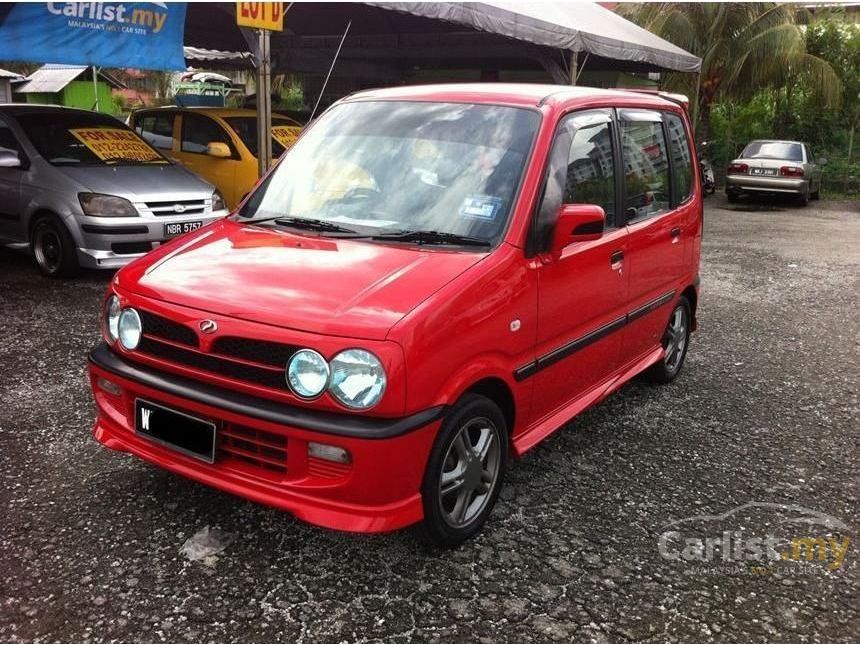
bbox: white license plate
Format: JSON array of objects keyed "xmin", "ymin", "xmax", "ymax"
[
  {"xmin": 750, "ymin": 168, "xmax": 777, "ymax": 176},
  {"xmin": 163, "ymin": 221, "xmax": 202, "ymax": 237}
]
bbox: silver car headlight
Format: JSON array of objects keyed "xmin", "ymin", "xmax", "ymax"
[
  {"xmin": 286, "ymin": 349, "xmax": 329, "ymax": 399},
  {"xmin": 79, "ymin": 193, "xmax": 138, "ymax": 217},
  {"xmin": 105, "ymin": 294, "xmax": 121, "ymax": 342},
  {"xmin": 329, "ymin": 349, "xmax": 386, "ymax": 409},
  {"xmin": 118, "ymin": 308, "xmax": 142, "ymax": 350}
]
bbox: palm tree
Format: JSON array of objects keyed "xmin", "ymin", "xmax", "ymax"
[{"xmin": 620, "ymin": 3, "xmax": 842, "ymax": 141}]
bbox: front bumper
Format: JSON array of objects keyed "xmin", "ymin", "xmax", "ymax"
[
  {"xmin": 725, "ymin": 174, "xmax": 807, "ymax": 194},
  {"xmin": 76, "ymin": 212, "xmax": 227, "ymax": 269},
  {"xmin": 88, "ymin": 342, "xmax": 443, "ymax": 532}
]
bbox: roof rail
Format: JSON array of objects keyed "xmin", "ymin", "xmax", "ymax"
[{"xmin": 619, "ymin": 88, "xmax": 690, "ymax": 111}]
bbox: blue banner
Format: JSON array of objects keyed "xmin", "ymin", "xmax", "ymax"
[{"xmin": 0, "ymin": 2, "xmax": 187, "ymax": 71}]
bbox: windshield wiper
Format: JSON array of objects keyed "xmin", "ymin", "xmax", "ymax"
[
  {"xmin": 371, "ymin": 230, "xmax": 491, "ymax": 247},
  {"xmin": 254, "ymin": 216, "xmax": 359, "ymax": 235}
]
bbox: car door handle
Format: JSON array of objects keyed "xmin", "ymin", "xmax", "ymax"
[
  {"xmin": 671, "ymin": 226, "xmax": 681, "ymax": 243},
  {"xmin": 610, "ymin": 250, "xmax": 624, "ymax": 268}
]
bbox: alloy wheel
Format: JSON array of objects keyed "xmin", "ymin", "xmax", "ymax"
[
  {"xmin": 438, "ymin": 417, "xmax": 502, "ymax": 528},
  {"xmin": 663, "ymin": 306, "xmax": 688, "ymax": 372}
]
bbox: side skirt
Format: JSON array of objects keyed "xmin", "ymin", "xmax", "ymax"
[{"xmin": 511, "ymin": 345, "xmax": 664, "ymax": 457}]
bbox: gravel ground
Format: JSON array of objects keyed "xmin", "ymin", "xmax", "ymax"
[{"xmin": 0, "ymin": 196, "xmax": 857, "ymax": 643}]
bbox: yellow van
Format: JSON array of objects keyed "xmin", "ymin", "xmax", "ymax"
[{"xmin": 129, "ymin": 107, "xmax": 302, "ymax": 209}]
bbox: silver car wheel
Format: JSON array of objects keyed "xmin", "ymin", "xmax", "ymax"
[
  {"xmin": 438, "ymin": 417, "xmax": 501, "ymax": 528},
  {"xmin": 663, "ymin": 306, "xmax": 689, "ymax": 372}
]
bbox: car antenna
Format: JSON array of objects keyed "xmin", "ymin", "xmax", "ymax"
[{"xmin": 308, "ymin": 19, "xmax": 352, "ymax": 124}]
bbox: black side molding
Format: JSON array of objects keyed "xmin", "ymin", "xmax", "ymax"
[
  {"xmin": 514, "ymin": 290, "xmax": 676, "ymax": 382},
  {"xmin": 89, "ymin": 342, "xmax": 446, "ymax": 440}
]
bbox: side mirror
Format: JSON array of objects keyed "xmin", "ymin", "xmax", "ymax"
[
  {"xmin": 0, "ymin": 149, "xmax": 21, "ymax": 168},
  {"xmin": 207, "ymin": 142, "xmax": 231, "ymax": 158},
  {"xmin": 550, "ymin": 204, "xmax": 605, "ymax": 257},
  {"xmin": 818, "ymin": 156, "xmax": 828, "ymax": 166}
]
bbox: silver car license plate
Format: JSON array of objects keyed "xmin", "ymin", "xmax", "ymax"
[
  {"xmin": 163, "ymin": 221, "xmax": 202, "ymax": 237},
  {"xmin": 750, "ymin": 168, "xmax": 777, "ymax": 176}
]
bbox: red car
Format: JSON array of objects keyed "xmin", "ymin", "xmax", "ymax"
[{"xmin": 89, "ymin": 84, "xmax": 701, "ymax": 546}]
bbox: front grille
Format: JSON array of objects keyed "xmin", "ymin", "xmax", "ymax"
[
  {"xmin": 139, "ymin": 310, "xmax": 198, "ymax": 347},
  {"xmin": 145, "ymin": 199, "xmax": 206, "ymax": 216},
  {"xmin": 138, "ymin": 337, "xmax": 286, "ymax": 389},
  {"xmin": 135, "ymin": 309, "xmax": 303, "ymax": 392},
  {"xmin": 211, "ymin": 337, "xmax": 299, "ymax": 367},
  {"xmin": 218, "ymin": 424, "xmax": 287, "ymax": 476}
]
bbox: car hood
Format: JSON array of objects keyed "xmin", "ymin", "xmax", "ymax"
[
  {"xmin": 118, "ymin": 219, "xmax": 488, "ymax": 340},
  {"xmin": 56, "ymin": 163, "xmax": 215, "ymax": 201}
]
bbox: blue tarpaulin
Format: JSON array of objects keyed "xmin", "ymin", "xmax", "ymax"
[{"xmin": 0, "ymin": 2, "xmax": 187, "ymax": 71}]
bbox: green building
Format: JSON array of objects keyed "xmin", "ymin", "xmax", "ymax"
[{"xmin": 13, "ymin": 64, "xmax": 124, "ymax": 115}]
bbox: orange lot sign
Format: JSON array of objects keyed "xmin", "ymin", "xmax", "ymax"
[
  {"xmin": 69, "ymin": 128, "xmax": 162, "ymax": 162},
  {"xmin": 236, "ymin": 2, "xmax": 284, "ymax": 31}
]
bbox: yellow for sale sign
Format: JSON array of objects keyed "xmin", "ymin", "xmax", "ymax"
[
  {"xmin": 69, "ymin": 128, "xmax": 162, "ymax": 162},
  {"xmin": 271, "ymin": 124, "xmax": 302, "ymax": 149}
]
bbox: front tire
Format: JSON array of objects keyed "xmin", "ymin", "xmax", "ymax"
[
  {"xmin": 418, "ymin": 394, "xmax": 508, "ymax": 547},
  {"xmin": 644, "ymin": 297, "xmax": 691, "ymax": 384},
  {"xmin": 30, "ymin": 214, "xmax": 79, "ymax": 278}
]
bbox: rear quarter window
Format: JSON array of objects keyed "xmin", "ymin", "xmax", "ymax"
[{"xmin": 666, "ymin": 113, "xmax": 693, "ymax": 204}]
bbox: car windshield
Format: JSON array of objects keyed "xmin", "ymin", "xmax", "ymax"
[
  {"xmin": 237, "ymin": 100, "xmax": 539, "ymax": 245},
  {"xmin": 16, "ymin": 112, "xmax": 169, "ymax": 166},
  {"xmin": 742, "ymin": 141, "xmax": 803, "ymax": 162},
  {"xmin": 224, "ymin": 116, "xmax": 301, "ymax": 158}
]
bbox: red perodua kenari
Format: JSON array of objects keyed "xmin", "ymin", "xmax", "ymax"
[{"xmin": 89, "ymin": 84, "xmax": 701, "ymax": 546}]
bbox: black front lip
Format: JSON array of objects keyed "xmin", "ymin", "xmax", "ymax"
[{"xmin": 89, "ymin": 342, "xmax": 446, "ymax": 440}]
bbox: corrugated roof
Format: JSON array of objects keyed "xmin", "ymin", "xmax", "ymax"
[
  {"xmin": 0, "ymin": 68, "xmax": 24, "ymax": 80},
  {"xmin": 14, "ymin": 64, "xmax": 126, "ymax": 93},
  {"xmin": 14, "ymin": 65, "xmax": 88, "ymax": 93}
]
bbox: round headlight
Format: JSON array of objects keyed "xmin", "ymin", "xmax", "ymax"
[
  {"xmin": 118, "ymin": 308, "xmax": 142, "ymax": 350},
  {"xmin": 105, "ymin": 294, "xmax": 121, "ymax": 342},
  {"xmin": 329, "ymin": 349, "xmax": 386, "ymax": 410},
  {"xmin": 287, "ymin": 349, "xmax": 329, "ymax": 399}
]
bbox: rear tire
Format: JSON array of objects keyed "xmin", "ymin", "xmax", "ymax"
[
  {"xmin": 30, "ymin": 214, "xmax": 79, "ymax": 278},
  {"xmin": 797, "ymin": 186, "xmax": 810, "ymax": 207},
  {"xmin": 643, "ymin": 297, "xmax": 691, "ymax": 384},
  {"xmin": 417, "ymin": 394, "xmax": 508, "ymax": 547},
  {"xmin": 810, "ymin": 182, "xmax": 820, "ymax": 200}
]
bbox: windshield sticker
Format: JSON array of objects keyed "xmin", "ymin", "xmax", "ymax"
[
  {"xmin": 69, "ymin": 128, "xmax": 162, "ymax": 163},
  {"xmin": 271, "ymin": 125, "xmax": 302, "ymax": 149},
  {"xmin": 460, "ymin": 195, "xmax": 503, "ymax": 220}
]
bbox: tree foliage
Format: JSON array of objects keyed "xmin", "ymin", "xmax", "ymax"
[{"xmin": 619, "ymin": 3, "xmax": 842, "ymax": 140}]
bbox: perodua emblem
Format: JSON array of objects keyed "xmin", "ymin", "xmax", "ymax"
[
  {"xmin": 174, "ymin": 203, "xmax": 187, "ymax": 213},
  {"xmin": 199, "ymin": 319, "xmax": 218, "ymax": 334}
]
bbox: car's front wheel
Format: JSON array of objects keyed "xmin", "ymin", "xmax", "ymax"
[
  {"xmin": 418, "ymin": 394, "xmax": 508, "ymax": 547},
  {"xmin": 30, "ymin": 214, "xmax": 79, "ymax": 278}
]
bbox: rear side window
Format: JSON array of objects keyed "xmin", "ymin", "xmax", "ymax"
[
  {"xmin": 562, "ymin": 116, "xmax": 616, "ymax": 225},
  {"xmin": 136, "ymin": 113, "xmax": 174, "ymax": 150},
  {"xmin": 665, "ymin": 113, "xmax": 693, "ymax": 204},
  {"xmin": 620, "ymin": 112, "xmax": 670, "ymax": 221},
  {"xmin": 181, "ymin": 113, "xmax": 232, "ymax": 155}
]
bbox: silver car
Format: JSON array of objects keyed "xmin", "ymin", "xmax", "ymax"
[
  {"xmin": 0, "ymin": 105, "xmax": 228, "ymax": 277},
  {"xmin": 725, "ymin": 139, "xmax": 825, "ymax": 206}
]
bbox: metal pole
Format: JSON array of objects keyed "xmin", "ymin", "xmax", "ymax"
[
  {"xmin": 256, "ymin": 28, "xmax": 272, "ymax": 178},
  {"xmin": 569, "ymin": 51, "xmax": 577, "ymax": 86},
  {"xmin": 92, "ymin": 66, "xmax": 100, "ymax": 112}
]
